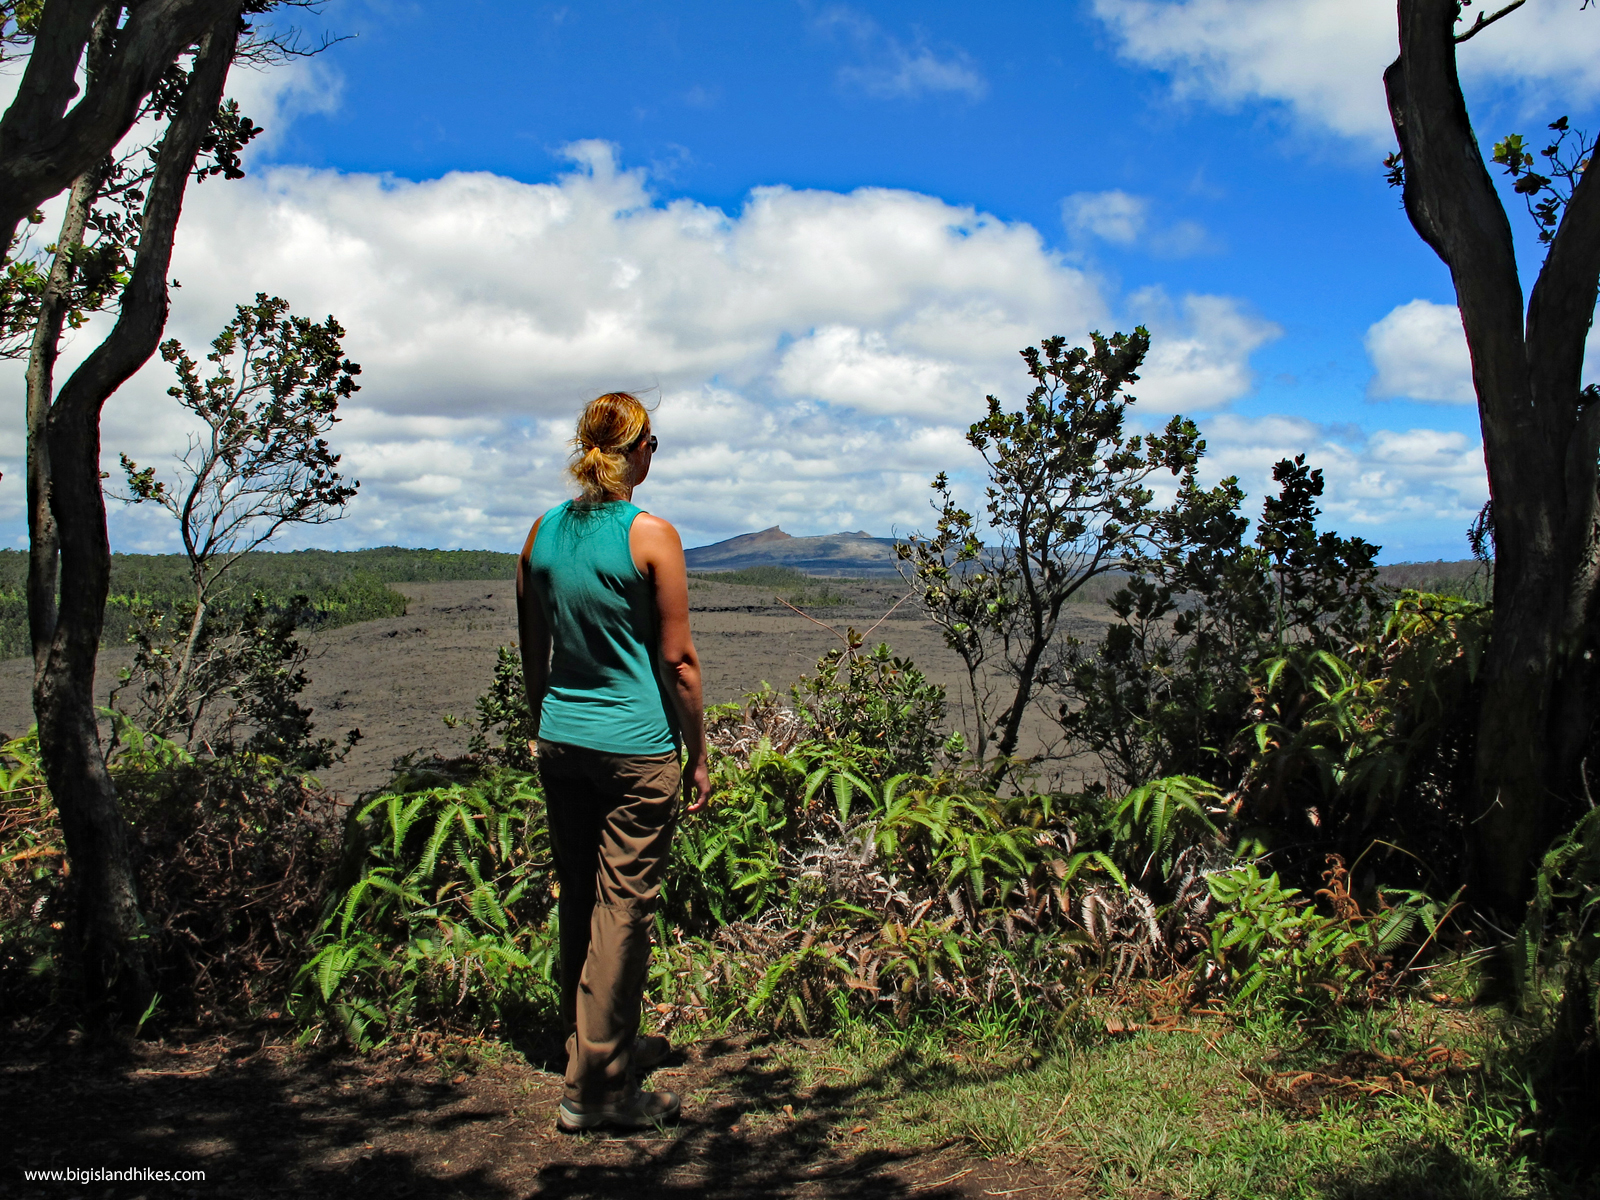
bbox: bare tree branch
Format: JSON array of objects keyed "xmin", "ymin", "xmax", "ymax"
[{"xmin": 1455, "ymin": 0, "xmax": 1527, "ymax": 43}]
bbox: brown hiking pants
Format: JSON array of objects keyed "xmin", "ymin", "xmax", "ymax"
[{"xmin": 538, "ymin": 740, "xmax": 680, "ymax": 1105}]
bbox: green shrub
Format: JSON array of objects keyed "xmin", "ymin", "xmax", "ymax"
[
  {"xmin": 0, "ymin": 734, "xmax": 63, "ymax": 1017},
  {"xmin": 1511, "ymin": 805, "xmax": 1600, "ymax": 1161},
  {"xmin": 1057, "ymin": 455, "xmax": 1385, "ymax": 792},
  {"xmin": 1519, "ymin": 806, "xmax": 1600, "ymax": 1033},
  {"xmin": 652, "ymin": 774, "xmax": 1104, "ymax": 1034},
  {"xmin": 1205, "ymin": 855, "xmax": 1453, "ymax": 1014},
  {"xmin": 1237, "ymin": 591, "xmax": 1488, "ymax": 888},
  {"xmin": 291, "ymin": 772, "xmax": 557, "ymax": 1048},
  {"xmin": 300, "ymin": 710, "xmax": 1133, "ymax": 1046},
  {"xmin": 791, "ymin": 631, "xmax": 950, "ymax": 775},
  {"xmin": 468, "ymin": 646, "xmax": 537, "ymax": 770},
  {"xmin": 111, "ymin": 593, "xmax": 362, "ymax": 771},
  {"xmin": 1105, "ymin": 774, "xmax": 1226, "ymax": 888},
  {"xmin": 291, "ymin": 594, "xmax": 1493, "ymax": 1054}
]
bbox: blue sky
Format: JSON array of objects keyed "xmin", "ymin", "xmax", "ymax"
[{"xmin": 5, "ymin": 0, "xmax": 1600, "ymax": 560}]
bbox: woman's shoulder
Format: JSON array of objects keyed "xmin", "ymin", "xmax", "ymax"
[
  {"xmin": 628, "ymin": 512, "xmax": 685, "ymax": 576},
  {"xmin": 629, "ymin": 510, "xmax": 681, "ymax": 542}
]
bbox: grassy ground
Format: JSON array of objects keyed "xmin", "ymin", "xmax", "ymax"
[
  {"xmin": 640, "ymin": 976, "xmax": 1586, "ymax": 1200},
  {"xmin": 766, "ymin": 1018, "xmax": 1517, "ymax": 1198}
]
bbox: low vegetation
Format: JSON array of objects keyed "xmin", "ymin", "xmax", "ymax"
[
  {"xmin": 689, "ymin": 564, "xmax": 851, "ymax": 607},
  {"xmin": 3, "ymin": 332, "xmax": 1596, "ymax": 1198}
]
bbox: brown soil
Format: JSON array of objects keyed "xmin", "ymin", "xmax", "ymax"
[
  {"xmin": 0, "ymin": 579, "xmax": 1109, "ymax": 799},
  {"xmin": 1, "ymin": 1027, "xmax": 1084, "ymax": 1199}
]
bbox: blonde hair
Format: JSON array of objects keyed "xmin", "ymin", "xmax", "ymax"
[{"xmin": 568, "ymin": 391, "xmax": 650, "ymax": 502}]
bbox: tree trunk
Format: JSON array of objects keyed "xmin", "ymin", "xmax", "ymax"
[
  {"xmin": 994, "ymin": 614, "xmax": 1052, "ymax": 766},
  {"xmin": 1386, "ymin": 0, "xmax": 1600, "ymax": 914},
  {"xmin": 31, "ymin": 9, "xmax": 241, "ymax": 1023},
  {"xmin": 25, "ymin": 165, "xmax": 98, "ymax": 678},
  {"xmin": 166, "ymin": 595, "xmax": 210, "ymax": 737}
]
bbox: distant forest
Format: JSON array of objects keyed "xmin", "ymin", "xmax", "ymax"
[{"xmin": 0, "ymin": 547, "xmax": 519, "ymax": 660}]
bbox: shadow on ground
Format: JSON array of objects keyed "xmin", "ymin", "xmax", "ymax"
[{"xmin": 0, "ymin": 1023, "xmax": 1076, "ymax": 1199}]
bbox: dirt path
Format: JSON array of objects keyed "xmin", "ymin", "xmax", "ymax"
[
  {"xmin": 0, "ymin": 579, "xmax": 1109, "ymax": 798},
  {"xmin": 1, "ymin": 1029, "xmax": 1082, "ymax": 1199}
]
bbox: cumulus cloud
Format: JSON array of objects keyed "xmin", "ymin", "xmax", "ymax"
[
  {"xmin": 1090, "ymin": 0, "xmax": 1600, "ymax": 144},
  {"xmin": 0, "ymin": 137, "xmax": 1413, "ymax": 553},
  {"xmin": 1199, "ymin": 413, "xmax": 1487, "ymax": 532},
  {"xmin": 1365, "ymin": 299, "xmax": 1475, "ymax": 404},
  {"xmin": 817, "ymin": 6, "xmax": 987, "ymax": 100},
  {"xmin": 772, "ymin": 326, "xmax": 977, "ymax": 420},
  {"xmin": 0, "ymin": 110, "xmax": 1468, "ymax": 559},
  {"xmin": 1129, "ymin": 289, "xmax": 1281, "ymax": 411},
  {"xmin": 0, "ymin": 141, "xmax": 1125, "ymax": 550}
]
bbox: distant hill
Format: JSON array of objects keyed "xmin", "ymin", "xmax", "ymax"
[
  {"xmin": 685, "ymin": 526, "xmax": 902, "ymax": 576},
  {"xmin": 684, "ymin": 529, "xmax": 1489, "ymax": 596}
]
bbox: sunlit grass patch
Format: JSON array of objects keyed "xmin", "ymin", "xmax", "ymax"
[{"xmin": 724, "ymin": 1000, "xmax": 1572, "ymax": 1200}]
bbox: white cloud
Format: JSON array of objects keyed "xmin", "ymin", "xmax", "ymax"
[
  {"xmin": 1090, "ymin": 0, "xmax": 1600, "ymax": 144},
  {"xmin": 0, "ymin": 128, "xmax": 1463, "ymax": 556},
  {"xmin": 1365, "ymin": 299, "xmax": 1475, "ymax": 404},
  {"xmin": 0, "ymin": 143, "xmax": 1123, "ymax": 550},
  {"xmin": 773, "ymin": 326, "xmax": 976, "ymax": 419},
  {"xmin": 1063, "ymin": 190, "xmax": 1148, "ymax": 244},
  {"xmin": 1130, "ymin": 289, "xmax": 1281, "ymax": 411},
  {"xmin": 817, "ymin": 7, "xmax": 987, "ymax": 100},
  {"xmin": 1200, "ymin": 413, "xmax": 1487, "ymax": 532},
  {"xmin": 1062, "ymin": 189, "xmax": 1213, "ymax": 256}
]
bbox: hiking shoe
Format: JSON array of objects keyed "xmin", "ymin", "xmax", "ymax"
[
  {"xmin": 558, "ymin": 1088, "xmax": 681, "ymax": 1133},
  {"xmin": 634, "ymin": 1034, "xmax": 671, "ymax": 1072}
]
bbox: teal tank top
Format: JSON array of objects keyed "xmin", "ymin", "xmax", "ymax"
[{"xmin": 525, "ymin": 499, "xmax": 677, "ymax": 755}]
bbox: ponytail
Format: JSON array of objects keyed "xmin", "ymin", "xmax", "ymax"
[{"xmin": 568, "ymin": 391, "xmax": 650, "ymax": 502}]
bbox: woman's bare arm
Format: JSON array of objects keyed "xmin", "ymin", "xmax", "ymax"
[
  {"xmin": 515, "ymin": 517, "xmax": 550, "ymax": 747},
  {"xmin": 631, "ymin": 513, "xmax": 709, "ymax": 812}
]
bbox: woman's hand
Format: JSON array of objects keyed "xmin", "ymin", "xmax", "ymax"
[{"xmin": 684, "ymin": 758, "xmax": 711, "ymax": 813}]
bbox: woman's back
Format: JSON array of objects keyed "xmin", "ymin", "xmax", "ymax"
[
  {"xmin": 524, "ymin": 498, "xmax": 676, "ymax": 755},
  {"xmin": 517, "ymin": 389, "xmax": 706, "ymax": 1130}
]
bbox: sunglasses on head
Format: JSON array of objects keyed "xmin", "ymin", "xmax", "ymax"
[{"xmin": 633, "ymin": 433, "xmax": 658, "ymax": 453}]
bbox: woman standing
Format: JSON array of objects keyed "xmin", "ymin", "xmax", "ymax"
[{"xmin": 516, "ymin": 392, "xmax": 710, "ymax": 1132}]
